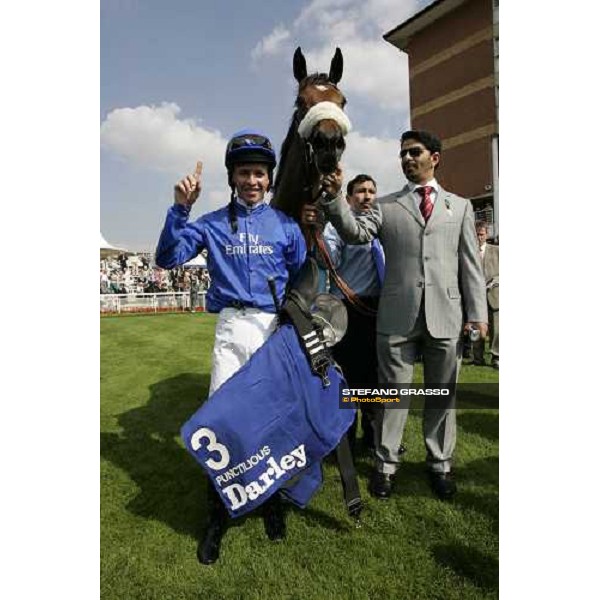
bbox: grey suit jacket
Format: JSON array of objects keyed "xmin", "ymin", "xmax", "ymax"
[
  {"xmin": 321, "ymin": 184, "xmax": 487, "ymax": 338},
  {"xmin": 483, "ymin": 244, "xmax": 499, "ymax": 311}
]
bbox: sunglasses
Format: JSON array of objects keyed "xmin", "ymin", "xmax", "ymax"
[
  {"xmin": 228, "ymin": 134, "xmax": 273, "ymax": 152},
  {"xmin": 399, "ymin": 147, "xmax": 426, "ymax": 159}
]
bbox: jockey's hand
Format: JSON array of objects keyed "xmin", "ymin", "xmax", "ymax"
[
  {"xmin": 174, "ymin": 161, "xmax": 203, "ymax": 207},
  {"xmin": 320, "ymin": 165, "xmax": 343, "ymax": 200}
]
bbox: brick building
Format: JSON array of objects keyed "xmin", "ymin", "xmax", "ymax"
[{"xmin": 384, "ymin": 0, "xmax": 499, "ymax": 238}]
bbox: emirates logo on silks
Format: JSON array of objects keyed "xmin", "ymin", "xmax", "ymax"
[{"xmin": 225, "ymin": 233, "xmax": 274, "ymax": 256}]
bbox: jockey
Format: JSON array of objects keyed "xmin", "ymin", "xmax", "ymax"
[{"xmin": 156, "ymin": 129, "xmax": 307, "ymax": 564}]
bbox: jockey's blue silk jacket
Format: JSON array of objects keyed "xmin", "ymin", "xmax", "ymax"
[
  {"xmin": 156, "ymin": 201, "xmax": 307, "ymax": 312},
  {"xmin": 181, "ymin": 324, "xmax": 356, "ymax": 517}
]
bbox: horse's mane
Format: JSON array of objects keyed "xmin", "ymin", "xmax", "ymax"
[
  {"xmin": 274, "ymin": 73, "xmax": 346, "ymax": 192},
  {"xmin": 274, "ymin": 114, "xmax": 300, "ymax": 192}
]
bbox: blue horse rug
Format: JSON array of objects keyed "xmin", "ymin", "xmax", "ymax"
[{"xmin": 180, "ymin": 323, "xmax": 355, "ymax": 518}]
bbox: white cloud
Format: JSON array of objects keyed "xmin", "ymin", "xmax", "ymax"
[
  {"xmin": 294, "ymin": 0, "xmax": 356, "ymax": 29},
  {"xmin": 100, "ymin": 102, "xmax": 227, "ymax": 176},
  {"xmin": 342, "ymin": 131, "xmax": 406, "ymax": 196},
  {"xmin": 254, "ymin": 0, "xmax": 424, "ymax": 111},
  {"xmin": 295, "ymin": 0, "xmax": 422, "ymax": 34},
  {"xmin": 360, "ymin": 0, "xmax": 425, "ymax": 32},
  {"xmin": 251, "ymin": 25, "xmax": 291, "ymax": 61},
  {"xmin": 303, "ymin": 40, "xmax": 409, "ymax": 111},
  {"xmin": 248, "ymin": 0, "xmax": 425, "ymax": 196},
  {"xmin": 101, "ymin": 102, "xmax": 232, "ymax": 215}
]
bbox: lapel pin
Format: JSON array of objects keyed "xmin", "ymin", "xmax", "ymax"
[{"xmin": 445, "ymin": 197, "xmax": 452, "ymax": 215}]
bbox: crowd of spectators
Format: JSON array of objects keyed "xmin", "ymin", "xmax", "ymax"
[{"xmin": 100, "ymin": 252, "xmax": 211, "ymax": 295}]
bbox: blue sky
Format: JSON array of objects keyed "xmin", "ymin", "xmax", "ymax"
[{"xmin": 101, "ymin": 0, "xmax": 434, "ymax": 251}]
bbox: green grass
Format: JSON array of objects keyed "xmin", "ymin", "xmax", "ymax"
[{"xmin": 101, "ymin": 314, "xmax": 498, "ymax": 599}]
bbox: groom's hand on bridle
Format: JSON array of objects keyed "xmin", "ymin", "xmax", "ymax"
[{"xmin": 320, "ymin": 165, "xmax": 343, "ymax": 200}]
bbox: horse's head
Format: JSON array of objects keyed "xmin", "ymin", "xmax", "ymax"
[{"xmin": 292, "ymin": 47, "xmax": 350, "ymax": 176}]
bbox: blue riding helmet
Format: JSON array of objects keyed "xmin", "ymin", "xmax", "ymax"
[
  {"xmin": 225, "ymin": 129, "xmax": 277, "ymax": 172},
  {"xmin": 225, "ymin": 129, "xmax": 278, "ymax": 232}
]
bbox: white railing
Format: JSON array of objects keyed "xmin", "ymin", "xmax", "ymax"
[{"xmin": 100, "ymin": 292, "xmax": 207, "ymax": 315}]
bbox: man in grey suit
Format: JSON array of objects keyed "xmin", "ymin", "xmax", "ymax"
[
  {"xmin": 473, "ymin": 221, "xmax": 499, "ymax": 369},
  {"xmin": 305, "ymin": 130, "xmax": 488, "ymax": 500}
]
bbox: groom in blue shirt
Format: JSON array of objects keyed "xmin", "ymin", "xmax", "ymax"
[{"xmin": 321, "ymin": 174, "xmax": 384, "ymax": 452}]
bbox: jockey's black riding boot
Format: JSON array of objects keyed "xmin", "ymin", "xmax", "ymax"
[
  {"xmin": 263, "ymin": 492, "xmax": 286, "ymax": 541},
  {"xmin": 197, "ymin": 486, "xmax": 228, "ymax": 565}
]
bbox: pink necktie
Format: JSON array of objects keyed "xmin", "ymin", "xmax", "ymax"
[{"xmin": 417, "ymin": 186, "xmax": 434, "ymax": 223}]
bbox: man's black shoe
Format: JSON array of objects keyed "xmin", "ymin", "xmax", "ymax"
[
  {"xmin": 491, "ymin": 359, "xmax": 499, "ymax": 370},
  {"xmin": 429, "ymin": 472, "xmax": 457, "ymax": 501},
  {"xmin": 197, "ymin": 518, "xmax": 226, "ymax": 565},
  {"xmin": 263, "ymin": 496, "xmax": 286, "ymax": 541},
  {"xmin": 369, "ymin": 471, "xmax": 393, "ymax": 499},
  {"xmin": 472, "ymin": 360, "xmax": 486, "ymax": 367}
]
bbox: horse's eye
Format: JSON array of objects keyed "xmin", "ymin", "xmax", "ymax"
[
  {"xmin": 312, "ymin": 137, "xmax": 325, "ymax": 149},
  {"xmin": 336, "ymin": 138, "xmax": 346, "ymax": 149}
]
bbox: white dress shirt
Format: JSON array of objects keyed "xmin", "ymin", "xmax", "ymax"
[{"xmin": 407, "ymin": 178, "xmax": 440, "ymax": 213}]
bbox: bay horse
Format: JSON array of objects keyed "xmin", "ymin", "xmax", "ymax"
[
  {"xmin": 269, "ymin": 48, "xmax": 363, "ymax": 524},
  {"xmin": 271, "ymin": 46, "xmax": 351, "ymax": 225},
  {"xmin": 272, "ymin": 47, "xmax": 373, "ymax": 316}
]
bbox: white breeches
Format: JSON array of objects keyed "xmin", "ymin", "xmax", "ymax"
[{"xmin": 209, "ymin": 308, "xmax": 278, "ymax": 396}]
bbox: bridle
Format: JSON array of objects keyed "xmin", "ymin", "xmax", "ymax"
[
  {"xmin": 294, "ymin": 94, "xmax": 351, "ymax": 203},
  {"xmin": 293, "ymin": 93, "xmax": 378, "ymax": 318}
]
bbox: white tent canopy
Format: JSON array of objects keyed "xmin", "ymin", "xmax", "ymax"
[
  {"xmin": 100, "ymin": 233, "xmax": 126, "ymax": 256},
  {"xmin": 183, "ymin": 254, "xmax": 207, "ymax": 268}
]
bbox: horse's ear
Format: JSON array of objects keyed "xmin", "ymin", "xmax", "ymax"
[
  {"xmin": 293, "ymin": 47, "xmax": 307, "ymax": 83},
  {"xmin": 328, "ymin": 47, "xmax": 343, "ymax": 84}
]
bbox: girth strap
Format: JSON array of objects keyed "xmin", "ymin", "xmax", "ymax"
[{"xmin": 282, "ymin": 296, "xmax": 332, "ymax": 387}]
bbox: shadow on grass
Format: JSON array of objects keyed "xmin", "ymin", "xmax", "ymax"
[
  {"xmin": 453, "ymin": 456, "xmax": 499, "ymax": 525},
  {"xmin": 101, "ymin": 372, "xmax": 498, "ymax": 544},
  {"xmin": 289, "ymin": 504, "xmax": 350, "ymax": 531},
  {"xmin": 431, "ymin": 543, "xmax": 498, "ymax": 591},
  {"xmin": 351, "ymin": 449, "xmax": 498, "ymax": 525},
  {"xmin": 456, "ymin": 388, "xmax": 499, "ymax": 410},
  {"xmin": 458, "ymin": 411, "xmax": 499, "ymax": 442},
  {"xmin": 455, "ymin": 456, "xmax": 499, "ymax": 486},
  {"xmin": 101, "ymin": 372, "xmax": 213, "ymax": 539}
]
